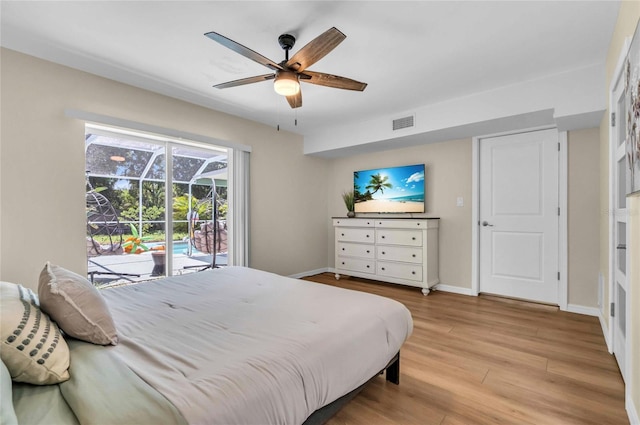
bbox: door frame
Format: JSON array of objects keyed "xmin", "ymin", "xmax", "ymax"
[{"xmin": 471, "ymin": 126, "xmax": 568, "ymax": 311}]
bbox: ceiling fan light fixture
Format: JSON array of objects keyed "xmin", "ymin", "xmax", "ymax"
[{"xmin": 274, "ymin": 70, "xmax": 300, "ymax": 96}]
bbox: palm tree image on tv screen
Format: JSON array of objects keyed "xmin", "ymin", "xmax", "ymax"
[{"xmin": 353, "ymin": 164, "xmax": 425, "ymax": 213}]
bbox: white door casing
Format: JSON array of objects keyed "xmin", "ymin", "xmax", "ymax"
[{"xmin": 478, "ymin": 129, "xmax": 560, "ymax": 304}]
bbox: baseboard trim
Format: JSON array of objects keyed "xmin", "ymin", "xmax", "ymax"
[
  {"xmin": 628, "ymin": 394, "xmax": 640, "ymax": 425},
  {"xmin": 434, "ymin": 284, "xmax": 475, "ymax": 296},
  {"xmin": 289, "ymin": 268, "xmax": 331, "ymax": 279},
  {"xmin": 598, "ymin": 309, "xmax": 612, "ymax": 353},
  {"xmin": 566, "ymin": 304, "xmax": 599, "ymax": 317}
]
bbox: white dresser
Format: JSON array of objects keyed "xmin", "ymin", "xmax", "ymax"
[{"xmin": 333, "ymin": 218, "xmax": 439, "ymax": 295}]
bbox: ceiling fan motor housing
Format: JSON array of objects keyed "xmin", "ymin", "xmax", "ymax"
[{"xmin": 278, "ymin": 34, "xmax": 296, "ymax": 51}]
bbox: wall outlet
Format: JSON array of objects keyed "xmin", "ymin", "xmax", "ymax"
[{"xmin": 456, "ymin": 197, "xmax": 464, "ymax": 207}]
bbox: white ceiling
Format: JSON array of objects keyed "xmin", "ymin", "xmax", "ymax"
[{"xmin": 1, "ymin": 1, "xmax": 620, "ymax": 139}]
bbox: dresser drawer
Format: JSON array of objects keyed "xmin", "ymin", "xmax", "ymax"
[
  {"xmin": 336, "ymin": 228, "xmax": 374, "ymax": 243},
  {"xmin": 336, "ymin": 257, "xmax": 375, "ymax": 274},
  {"xmin": 377, "ymin": 262, "xmax": 423, "ymax": 282},
  {"xmin": 337, "ymin": 242, "xmax": 375, "ymax": 259},
  {"xmin": 374, "ymin": 219, "xmax": 436, "ymax": 229},
  {"xmin": 333, "ymin": 218, "xmax": 374, "ymax": 228},
  {"xmin": 376, "ymin": 229, "xmax": 422, "ymax": 246},
  {"xmin": 376, "ymin": 245, "xmax": 422, "ymax": 264}
]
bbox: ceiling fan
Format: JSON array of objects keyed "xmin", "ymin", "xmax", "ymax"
[{"xmin": 204, "ymin": 27, "xmax": 367, "ymax": 109}]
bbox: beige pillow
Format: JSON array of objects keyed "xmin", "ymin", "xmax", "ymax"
[
  {"xmin": 38, "ymin": 262, "xmax": 118, "ymax": 346},
  {"xmin": 0, "ymin": 281, "xmax": 70, "ymax": 384}
]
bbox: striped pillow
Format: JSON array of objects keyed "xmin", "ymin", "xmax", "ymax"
[{"xmin": 0, "ymin": 281, "xmax": 70, "ymax": 385}]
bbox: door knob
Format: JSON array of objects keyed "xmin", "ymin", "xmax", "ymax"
[{"xmin": 482, "ymin": 221, "xmax": 494, "ymax": 227}]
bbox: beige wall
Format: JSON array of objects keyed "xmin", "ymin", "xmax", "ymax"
[
  {"xmin": 567, "ymin": 128, "xmax": 601, "ymax": 307},
  {"xmin": 0, "ymin": 48, "xmax": 329, "ymax": 288},
  {"xmin": 601, "ymin": 2, "xmax": 640, "ymax": 421},
  {"xmin": 1, "ymin": 45, "xmax": 607, "ymax": 308}
]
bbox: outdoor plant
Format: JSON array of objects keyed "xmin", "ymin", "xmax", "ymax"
[{"xmin": 122, "ymin": 223, "xmax": 151, "ymax": 254}]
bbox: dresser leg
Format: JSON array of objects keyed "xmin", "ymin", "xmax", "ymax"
[
  {"xmin": 421, "ymin": 287, "xmax": 430, "ymax": 296},
  {"xmin": 335, "ymin": 273, "xmax": 341, "ymax": 280}
]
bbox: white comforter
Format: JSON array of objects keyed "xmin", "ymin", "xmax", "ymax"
[{"xmin": 101, "ymin": 267, "xmax": 413, "ymax": 425}]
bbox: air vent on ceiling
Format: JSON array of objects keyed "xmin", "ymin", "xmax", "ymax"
[{"xmin": 392, "ymin": 115, "xmax": 415, "ymax": 131}]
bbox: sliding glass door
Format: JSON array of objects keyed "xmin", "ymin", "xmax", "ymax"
[{"xmin": 85, "ymin": 126, "xmax": 230, "ymax": 287}]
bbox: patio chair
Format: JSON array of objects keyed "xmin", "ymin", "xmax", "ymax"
[
  {"xmin": 86, "ymin": 189, "xmax": 124, "ymax": 256},
  {"xmin": 187, "ymin": 183, "xmax": 226, "ymax": 270},
  {"xmin": 86, "ymin": 183, "xmax": 140, "ymax": 284},
  {"xmin": 193, "ymin": 220, "xmax": 228, "ymax": 255}
]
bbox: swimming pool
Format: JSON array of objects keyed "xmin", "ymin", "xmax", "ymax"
[{"xmin": 148, "ymin": 241, "xmax": 203, "ymax": 255}]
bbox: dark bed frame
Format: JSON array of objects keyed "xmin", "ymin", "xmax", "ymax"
[{"xmin": 302, "ymin": 352, "xmax": 400, "ymax": 425}]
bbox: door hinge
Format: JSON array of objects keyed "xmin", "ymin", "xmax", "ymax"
[
  {"xmin": 558, "ymin": 142, "xmax": 561, "ymax": 151},
  {"xmin": 610, "ymin": 302, "xmax": 615, "ymax": 318},
  {"xmin": 558, "ymin": 207, "xmax": 560, "ymax": 216},
  {"xmin": 611, "ymin": 112, "xmax": 616, "ymax": 127},
  {"xmin": 557, "ymin": 272, "xmax": 560, "ymax": 280}
]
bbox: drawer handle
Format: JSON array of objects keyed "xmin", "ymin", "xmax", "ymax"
[
  {"xmin": 381, "ymin": 235, "xmax": 385, "ymax": 239},
  {"xmin": 412, "ymin": 237, "xmax": 416, "ymax": 240},
  {"xmin": 341, "ymin": 262, "xmax": 345, "ymax": 265},
  {"xmin": 412, "ymin": 271, "xmax": 416, "ymax": 275},
  {"xmin": 366, "ymin": 250, "xmax": 370, "ymax": 253},
  {"xmin": 342, "ymin": 248, "xmax": 345, "ymax": 251},
  {"xmin": 381, "ymin": 267, "xmax": 385, "ymax": 271},
  {"xmin": 381, "ymin": 251, "xmax": 386, "ymax": 255},
  {"xmin": 366, "ymin": 265, "xmax": 370, "ymax": 268},
  {"xmin": 366, "ymin": 235, "xmax": 370, "ymax": 238},
  {"xmin": 341, "ymin": 233, "xmax": 345, "ymax": 236},
  {"xmin": 412, "ymin": 254, "xmax": 416, "ymax": 258},
  {"xmin": 417, "ymin": 223, "xmax": 421, "ymax": 226}
]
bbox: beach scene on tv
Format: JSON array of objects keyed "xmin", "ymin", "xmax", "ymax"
[{"xmin": 354, "ymin": 164, "xmax": 425, "ymax": 213}]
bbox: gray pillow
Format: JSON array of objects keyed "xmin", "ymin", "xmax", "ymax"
[
  {"xmin": 0, "ymin": 281, "xmax": 70, "ymax": 385},
  {"xmin": 38, "ymin": 262, "xmax": 118, "ymax": 346}
]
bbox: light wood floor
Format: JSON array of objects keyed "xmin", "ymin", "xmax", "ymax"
[{"xmin": 301, "ymin": 273, "xmax": 629, "ymax": 425}]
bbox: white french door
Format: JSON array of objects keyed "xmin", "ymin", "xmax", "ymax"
[
  {"xmin": 610, "ymin": 65, "xmax": 628, "ymax": 380},
  {"xmin": 478, "ymin": 129, "xmax": 560, "ymax": 304}
]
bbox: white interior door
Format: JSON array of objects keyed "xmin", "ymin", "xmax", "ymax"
[{"xmin": 479, "ymin": 129, "xmax": 559, "ymax": 304}]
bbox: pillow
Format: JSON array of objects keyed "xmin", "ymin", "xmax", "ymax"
[
  {"xmin": 0, "ymin": 281, "xmax": 70, "ymax": 385},
  {"xmin": 38, "ymin": 262, "xmax": 118, "ymax": 346}
]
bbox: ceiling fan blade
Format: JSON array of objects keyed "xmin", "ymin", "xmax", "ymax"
[
  {"xmin": 286, "ymin": 90, "xmax": 302, "ymax": 109},
  {"xmin": 213, "ymin": 74, "xmax": 275, "ymax": 89},
  {"xmin": 205, "ymin": 32, "xmax": 283, "ymax": 71},
  {"xmin": 286, "ymin": 27, "xmax": 346, "ymax": 72},
  {"xmin": 300, "ymin": 70, "xmax": 367, "ymax": 91}
]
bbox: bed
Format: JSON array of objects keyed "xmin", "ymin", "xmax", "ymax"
[{"xmin": 2, "ymin": 265, "xmax": 413, "ymax": 425}]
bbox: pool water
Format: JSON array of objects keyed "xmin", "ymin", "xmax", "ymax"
[{"xmin": 148, "ymin": 241, "xmax": 203, "ymax": 255}]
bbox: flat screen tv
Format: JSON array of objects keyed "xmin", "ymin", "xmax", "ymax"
[{"xmin": 354, "ymin": 164, "xmax": 425, "ymax": 213}]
